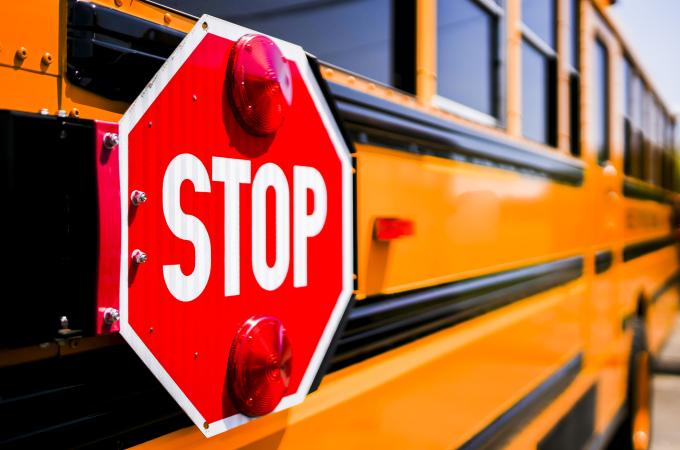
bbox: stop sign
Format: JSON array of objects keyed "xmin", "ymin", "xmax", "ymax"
[{"xmin": 118, "ymin": 15, "xmax": 352, "ymax": 437}]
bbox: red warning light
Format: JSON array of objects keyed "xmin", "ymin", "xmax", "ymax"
[
  {"xmin": 227, "ymin": 316, "xmax": 292, "ymax": 417},
  {"xmin": 228, "ymin": 34, "xmax": 293, "ymax": 135}
]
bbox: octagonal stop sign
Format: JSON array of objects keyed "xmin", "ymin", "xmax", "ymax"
[{"xmin": 118, "ymin": 15, "xmax": 353, "ymax": 437}]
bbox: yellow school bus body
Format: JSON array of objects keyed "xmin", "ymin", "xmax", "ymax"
[{"xmin": 0, "ymin": 0, "xmax": 677, "ymax": 448}]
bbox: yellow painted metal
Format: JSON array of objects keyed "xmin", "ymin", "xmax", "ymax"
[
  {"xmin": 88, "ymin": 0, "xmax": 195, "ymax": 32},
  {"xmin": 355, "ymin": 144, "xmax": 586, "ymax": 296},
  {"xmin": 0, "ymin": 0, "xmax": 678, "ymax": 448},
  {"xmin": 506, "ymin": 0, "xmax": 521, "ymax": 137},
  {"xmin": 415, "ymin": 0, "xmax": 436, "ymax": 103},
  {"xmin": 504, "ymin": 371, "xmax": 598, "ymax": 450},
  {"xmin": 0, "ymin": 1, "xmax": 60, "ymax": 76},
  {"xmin": 556, "ymin": 0, "xmax": 570, "ymax": 154},
  {"xmin": 0, "ymin": 0, "xmax": 60, "ymax": 114},
  {"xmin": 0, "ymin": 65, "xmax": 59, "ymax": 114}
]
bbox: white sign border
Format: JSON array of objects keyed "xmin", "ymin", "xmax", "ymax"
[{"xmin": 118, "ymin": 14, "xmax": 354, "ymax": 438}]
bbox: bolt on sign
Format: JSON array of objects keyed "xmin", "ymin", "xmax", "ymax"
[{"xmin": 117, "ymin": 15, "xmax": 353, "ymax": 437}]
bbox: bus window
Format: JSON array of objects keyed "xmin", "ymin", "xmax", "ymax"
[
  {"xmin": 521, "ymin": 0, "xmax": 557, "ymax": 146},
  {"xmin": 522, "ymin": 0, "xmax": 555, "ymax": 49},
  {"xmin": 568, "ymin": 0, "xmax": 580, "ymax": 156},
  {"xmin": 623, "ymin": 56, "xmax": 634, "ymax": 175},
  {"xmin": 568, "ymin": 0, "xmax": 579, "ymax": 69},
  {"xmin": 154, "ymin": 0, "xmax": 396, "ymax": 87},
  {"xmin": 641, "ymin": 88, "xmax": 651, "ymax": 180},
  {"xmin": 592, "ymin": 38, "xmax": 609, "ymax": 164},
  {"xmin": 436, "ymin": 0, "xmax": 503, "ymax": 121}
]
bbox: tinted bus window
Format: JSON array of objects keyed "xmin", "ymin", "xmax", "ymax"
[
  {"xmin": 593, "ymin": 38, "xmax": 609, "ymax": 164},
  {"xmin": 522, "ymin": 0, "xmax": 555, "ymax": 48},
  {"xmin": 155, "ymin": 0, "xmax": 394, "ymax": 86},
  {"xmin": 569, "ymin": 0, "xmax": 579, "ymax": 68},
  {"xmin": 522, "ymin": 42, "xmax": 551, "ymax": 143},
  {"xmin": 437, "ymin": 0, "xmax": 499, "ymax": 117}
]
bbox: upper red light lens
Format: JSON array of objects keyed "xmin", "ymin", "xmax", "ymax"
[
  {"xmin": 227, "ymin": 316, "xmax": 292, "ymax": 417},
  {"xmin": 228, "ymin": 34, "xmax": 293, "ymax": 135}
]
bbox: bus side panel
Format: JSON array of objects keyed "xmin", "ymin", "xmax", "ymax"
[
  {"xmin": 134, "ymin": 282, "xmax": 584, "ymax": 449},
  {"xmin": 355, "ymin": 145, "xmax": 586, "ymax": 297}
]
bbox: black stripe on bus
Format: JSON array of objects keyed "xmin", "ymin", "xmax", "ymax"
[
  {"xmin": 329, "ymin": 256, "xmax": 583, "ymax": 371},
  {"xmin": 620, "ymin": 270, "xmax": 680, "ymax": 331},
  {"xmin": 460, "ymin": 353, "xmax": 583, "ymax": 450},
  {"xmin": 622, "ymin": 236, "xmax": 676, "ymax": 262},
  {"xmin": 584, "ymin": 402, "xmax": 627, "ymax": 450},
  {"xmin": 651, "ymin": 270, "xmax": 680, "ymax": 304},
  {"xmin": 623, "ymin": 179, "xmax": 670, "ymax": 204},
  {"xmin": 328, "ymin": 82, "xmax": 585, "ymax": 186},
  {"xmin": 538, "ymin": 384, "xmax": 597, "ymax": 450},
  {"xmin": 595, "ymin": 250, "xmax": 613, "ymax": 274}
]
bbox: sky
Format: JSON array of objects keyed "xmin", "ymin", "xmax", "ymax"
[{"xmin": 609, "ymin": 0, "xmax": 680, "ymax": 114}]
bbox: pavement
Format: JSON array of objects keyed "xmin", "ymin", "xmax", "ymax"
[{"xmin": 652, "ymin": 316, "xmax": 680, "ymax": 450}]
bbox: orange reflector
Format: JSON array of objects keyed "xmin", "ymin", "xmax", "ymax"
[{"xmin": 374, "ymin": 218, "xmax": 415, "ymax": 241}]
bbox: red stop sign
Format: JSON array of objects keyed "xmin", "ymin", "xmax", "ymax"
[{"xmin": 118, "ymin": 15, "xmax": 352, "ymax": 437}]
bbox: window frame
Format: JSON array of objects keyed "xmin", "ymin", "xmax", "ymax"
[{"xmin": 432, "ymin": 0, "xmax": 506, "ymax": 127}]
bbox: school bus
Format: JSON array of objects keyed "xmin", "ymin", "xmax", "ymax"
[{"xmin": 1, "ymin": 0, "xmax": 678, "ymax": 449}]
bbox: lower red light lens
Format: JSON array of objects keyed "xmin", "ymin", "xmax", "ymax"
[
  {"xmin": 228, "ymin": 34, "xmax": 293, "ymax": 135},
  {"xmin": 227, "ymin": 316, "xmax": 292, "ymax": 417}
]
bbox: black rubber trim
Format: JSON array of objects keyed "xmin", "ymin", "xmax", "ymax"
[
  {"xmin": 623, "ymin": 178, "xmax": 670, "ymax": 204},
  {"xmin": 538, "ymin": 384, "xmax": 597, "ymax": 450},
  {"xmin": 460, "ymin": 353, "xmax": 583, "ymax": 450},
  {"xmin": 305, "ymin": 55, "xmax": 359, "ymax": 393},
  {"xmin": 67, "ymin": 0, "xmax": 184, "ymax": 101},
  {"xmin": 622, "ymin": 235, "xmax": 676, "ymax": 262},
  {"xmin": 329, "ymin": 256, "xmax": 584, "ymax": 371},
  {"xmin": 328, "ymin": 82, "xmax": 585, "ymax": 186},
  {"xmin": 583, "ymin": 402, "xmax": 627, "ymax": 450},
  {"xmin": 595, "ymin": 250, "xmax": 613, "ymax": 274}
]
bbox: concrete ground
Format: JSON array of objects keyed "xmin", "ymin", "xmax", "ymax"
[{"xmin": 652, "ymin": 316, "xmax": 680, "ymax": 450}]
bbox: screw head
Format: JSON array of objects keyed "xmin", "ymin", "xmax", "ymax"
[
  {"xmin": 132, "ymin": 249, "xmax": 148, "ymax": 264},
  {"xmin": 57, "ymin": 109, "xmax": 67, "ymax": 118},
  {"xmin": 103, "ymin": 132, "xmax": 119, "ymax": 149},
  {"xmin": 16, "ymin": 46, "xmax": 27, "ymax": 61},
  {"xmin": 103, "ymin": 307, "xmax": 120, "ymax": 325},
  {"xmin": 41, "ymin": 52, "xmax": 53, "ymax": 65},
  {"xmin": 130, "ymin": 190, "xmax": 148, "ymax": 206},
  {"xmin": 39, "ymin": 108, "xmax": 49, "ymax": 115},
  {"xmin": 60, "ymin": 316, "xmax": 69, "ymax": 329}
]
